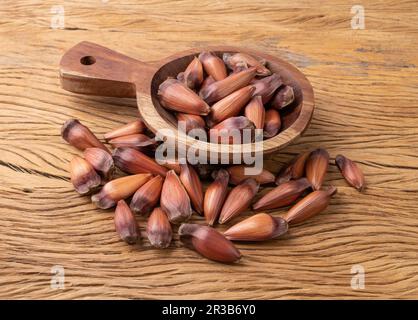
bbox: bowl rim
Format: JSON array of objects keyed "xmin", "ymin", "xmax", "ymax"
[{"xmin": 147, "ymin": 46, "xmax": 315, "ymax": 158}]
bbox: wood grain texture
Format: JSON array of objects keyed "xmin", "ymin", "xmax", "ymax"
[{"xmin": 0, "ymin": 0, "xmax": 417, "ymax": 299}]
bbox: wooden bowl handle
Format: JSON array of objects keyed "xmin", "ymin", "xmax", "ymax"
[{"xmin": 59, "ymin": 41, "xmax": 156, "ymax": 98}]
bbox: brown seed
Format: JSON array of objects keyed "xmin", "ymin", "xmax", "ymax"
[
  {"xmin": 264, "ymin": 109, "xmax": 281, "ymax": 138},
  {"xmin": 69, "ymin": 156, "xmax": 101, "ymax": 194},
  {"xmin": 176, "ymin": 113, "xmax": 206, "ymax": 134},
  {"xmin": 158, "ymin": 78, "xmax": 210, "ymax": 115},
  {"xmin": 113, "ymin": 147, "xmax": 168, "ymax": 176},
  {"xmin": 224, "ymin": 213, "xmax": 288, "ymax": 241},
  {"xmin": 204, "ymin": 169, "xmax": 229, "ymax": 226},
  {"xmin": 130, "ymin": 175, "xmax": 164, "ymax": 214},
  {"xmin": 147, "ymin": 207, "xmax": 172, "ymax": 248},
  {"xmin": 129, "ymin": 145, "xmax": 156, "ymax": 157},
  {"xmin": 108, "ymin": 134, "xmax": 156, "ymax": 149},
  {"xmin": 180, "ymin": 164, "xmax": 204, "ymax": 215},
  {"xmin": 209, "ymin": 116, "xmax": 255, "ymax": 144},
  {"xmin": 252, "ymin": 178, "xmax": 311, "ymax": 211},
  {"xmin": 198, "ymin": 75, "xmax": 216, "ymax": 96},
  {"xmin": 176, "ymin": 71, "xmax": 185, "ymax": 82},
  {"xmin": 275, "ymin": 151, "xmax": 310, "ymax": 185},
  {"xmin": 182, "ymin": 57, "xmax": 204, "ymax": 89},
  {"xmin": 83, "ymin": 147, "xmax": 114, "ymax": 181},
  {"xmin": 198, "ymin": 52, "xmax": 227, "ymax": 81},
  {"xmin": 271, "ymin": 85, "xmax": 295, "ymax": 110},
  {"xmin": 206, "ymin": 85, "xmax": 255, "ymax": 126},
  {"xmin": 226, "ymin": 165, "xmax": 275, "ymax": 185},
  {"xmin": 194, "ymin": 163, "xmax": 216, "ymax": 180},
  {"xmin": 114, "ymin": 200, "xmax": 139, "ymax": 244},
  {"xmin": 252, "ymin": 73, "xmax": 282, "ymax": 104},
  {"xmin": 91, "ymin": 173, "xmax": 152, "ymax": 209},
  {"xmin": 306, "ymin": 148, "xmax": 330, "ymax": 190},
  {"xmin": 178, "ymin": 223, "xmax": 241, "ymax": 263},
  {"xmin": 104, "ymin": 119, "xmax": 146, "ymax": 140},
  {"xmin": 200, "ymin": 67, "xmax": 257, "ymax": 104},
  {"xmin": 284, "ymin": 186, "xmax": 337, "ymax": 225},
  {"xmin": 160, "ymin": 170, "xmax": 192, "ymax": 224},
  {"xmin": 61, "ymin": 119, "xmax": 109, "ymax": 153},
  {"xmin": 229, "ymin": 62, "xmax": 248, "ymax": 74},
  {"xmin": 160, "ymin": 159, "xmax": 182, "ymax": 174},
  {"xmin": 223, "ymin": 52, "xmax": 271, "ymax": 77},
  {"xmin": 219, "ymin": 178, "xmax": 259, "ymax": 224},
  {"xmin": 335, "ymin": 154, "xmax": 365, "ymax": 191},
  {"xmin": 244, "ymin": 96, "xmax": 265, "ymax": 130}
]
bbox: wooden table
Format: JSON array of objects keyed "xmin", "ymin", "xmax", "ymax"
[{"xmin": 1, "ymin": 0, "xmax": 417, "ymax": 299}]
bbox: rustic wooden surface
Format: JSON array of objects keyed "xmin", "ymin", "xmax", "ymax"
[{"xmin": 0, "ymin": 0, "xmax": 417, "ymax": 299}]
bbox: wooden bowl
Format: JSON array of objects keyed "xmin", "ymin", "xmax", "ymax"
[{"xmin": 60, "ymin": 42, "xmax": 314, "ymax": 161}]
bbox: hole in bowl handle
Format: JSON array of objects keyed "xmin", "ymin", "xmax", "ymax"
[{"xmin": 59, "ymin": 41, "xmax": 155, "ymax": 98}]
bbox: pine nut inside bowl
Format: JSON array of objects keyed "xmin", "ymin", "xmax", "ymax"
[
  {"xmin": 60, "ymin": 42, "xmax": 314, "ymax": 162},
  {"xmin": 151, "ymin": 47, "xmax": 314, "ymax": 161}
]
